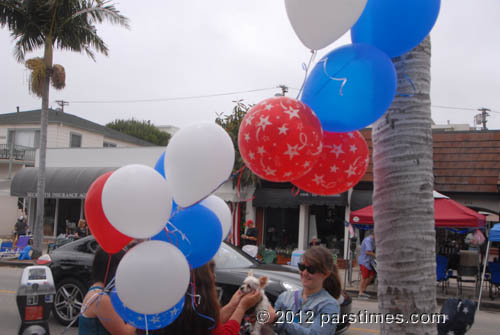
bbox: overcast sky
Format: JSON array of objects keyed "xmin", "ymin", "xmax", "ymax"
[{"xmin": 1, "ymin": 0, "xmax": 499, "ymax": 130}]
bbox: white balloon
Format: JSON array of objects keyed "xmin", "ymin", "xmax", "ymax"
[
  {"xmin": 116, "ymin": 241, "xmax": 190, "ymax": 314},
  {"xmin": 285, "ymin": 0, "xmax": 367, "ymax": 50},
  {"xmin": 102, "ymin": 164, "xmax": 172, "ymax": 239},
  {"xmin": 165, "ymin": 123, "xmax": 235, "ymax": 207},
  {"xmin": 200, "ymin": 195, "xmax": 232, "ymax": 240}
]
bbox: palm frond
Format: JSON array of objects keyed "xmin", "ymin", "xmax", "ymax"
[
  {"xmin": 0, "ymin": 0, "xmax": 23, "ymax": 29},
  {"xmin": 3, "ymin": 0, "xmax": 128, "ymax": 60},
  {"xmin": 55, "ymin": 23, "xmax": 108, "ymax": 61},
  {"xmin": 61, "ymin": 0, "xmax": 129, "ymax": 30},
  {"xmin": 13, "ymin": 33, "xmax": 45, "ymax": 62}
]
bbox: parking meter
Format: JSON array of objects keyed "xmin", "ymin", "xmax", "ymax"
[{"xmin": 16, "ymin": 266, "xmax": 55, "ymax": 335}]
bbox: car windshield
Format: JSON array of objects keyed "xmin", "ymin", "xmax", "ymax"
[{"xmin": 213, "ymin": 242, "xmax": 255, "ymax": 269}]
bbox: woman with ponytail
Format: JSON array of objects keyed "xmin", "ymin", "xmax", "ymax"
[
  {"xmin": 79, "ymin": 247, "xmax": 136, "ymax": 335},
  {"xmin": 272, "ymin": 246, "xmax": 340, "ymax": 335}
]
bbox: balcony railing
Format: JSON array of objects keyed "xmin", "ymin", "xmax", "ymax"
[{"xmin": 0, "ymin": 144, "xmax": 36, "ymax": 163}]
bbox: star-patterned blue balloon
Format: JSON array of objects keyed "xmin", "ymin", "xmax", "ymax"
[{"xmin": 110, "ymin": 288, "xmax": 184, "ymax": 330}]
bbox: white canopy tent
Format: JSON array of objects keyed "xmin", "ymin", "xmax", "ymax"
[{"xmin": 478, "ymin": 223, "xmax": 500, "ymax": 310}]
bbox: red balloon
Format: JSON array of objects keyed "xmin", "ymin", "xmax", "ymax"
[
  {"xmin": 238, "ymin": 96, "xmax": 323, "ymax": 182},
  {"xmin": 292, "ymin": 131, "xmax": 369, "ymax": 195},
  {"xmin": 85, "ymin": 171, "xmax": 132, "ymax": 254}
]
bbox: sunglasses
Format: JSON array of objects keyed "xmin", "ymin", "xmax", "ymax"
[{"xmin": 298, "ymin": 262, "xmax": 318, "ymax": 274}]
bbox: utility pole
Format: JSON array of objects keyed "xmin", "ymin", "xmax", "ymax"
[
  {"xmin": 55, "ymin": 100, "xmax": 69, "ymax": 112},
  {"xmin": 477, "ymin": 107, "xmax": 490, "ymax": 130},
  {"xmin": 277, "ymin": 85, "xmax": 288, "ymax": 96}
]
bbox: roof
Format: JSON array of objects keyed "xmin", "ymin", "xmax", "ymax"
[
  {"xmin": 358, "ymin": 129, "xmax": 500, "ymax": 193},
  {"xmin": 350, "ymin": 195, "xmax": 486, "ymax": 228},
  {"xmin": 0, "ymin": 109, "xmax": 154, "ymax": 147}
]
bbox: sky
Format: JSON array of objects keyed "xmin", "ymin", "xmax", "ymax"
[{"xmin": 1, "ymin": 0, "xmax": 499, "ymax": 130}]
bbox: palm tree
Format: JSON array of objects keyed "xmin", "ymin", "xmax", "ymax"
[
  {"xmin": 372, "ymin": 37, "xmax": 437, "ymax": 334},
  {"xmin": 0, "ymin": 0, "xmax": 129, "ymax": 257},
  {"xmin": 216, "ymin": 100, "xmax": 260, "ymax": 188}
]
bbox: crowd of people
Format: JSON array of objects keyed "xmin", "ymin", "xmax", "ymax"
[{"xmin": 80, "ymin": 245, "xmax": 343, "ymax": 335}]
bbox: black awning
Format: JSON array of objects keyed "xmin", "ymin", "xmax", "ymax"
[
  {"xmin": 253, "ymin": 188, "xmax": 347, "ymax": 208},
  {"xmin": 11, "ymin": 167, "xmax": 116, "ymax": 199},
  {"xmin": 351, "ymin": 189, "xmax": 373, "ymax": 211}
]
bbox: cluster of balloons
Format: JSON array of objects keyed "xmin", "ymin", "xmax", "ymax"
[
  {"xmin": 285, "ymin": 0, "xmax": 441, "ymax": 132},
  {"xmin": 238, "ymin": 0, "xmax": 441, "ymax": 194},
  {"xmin": 85, "ymin": 122, "xmax": 235, "ymax": 330},
  {"xmin": 238, "ymin": 96, "xmax": 369, "ymax": 195}
]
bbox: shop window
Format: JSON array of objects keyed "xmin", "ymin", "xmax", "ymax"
[
  {"xmin": 309, "ymin": 205, "xmax": 346, "ymax": 257},
  {"xmin": 263, "ymin": 207, "xmax": 299, "ymax": 250}
]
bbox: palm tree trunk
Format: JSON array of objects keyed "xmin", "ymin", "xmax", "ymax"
[
  {"xmin": 372, "ymin": 37, "xmax": 437, "ymax": 335},
  {"xmin": 33, "ymin": 40, "xmax": 53, "ymax": 258}
]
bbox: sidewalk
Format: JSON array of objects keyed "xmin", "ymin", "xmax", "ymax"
[
  {"xmin": 0, "ymin": 238, "xmax": 50, "ymax": 268},
  {"xmin": 339, "ymin": 265, "xmax": 500, "ymax": 311}
]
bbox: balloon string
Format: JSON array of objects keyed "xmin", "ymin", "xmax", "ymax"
[
  {"xmin": 144, "ymin": 315, "xmax": 149, "ymax": 334},
  {"xmin": 103, "ymin": 253, "xmax": 112, "ymax": 286},
  {"xmin": 188, "ymin": 280, "xmax": 216, "ymax": 330},
  {"xmin": 163, "ymin": 226, "xmax": 177, "ymax": 247},
  {"xmin": 236, "ymin": 166, "xmax": 246, "ymax": 199},
  {"xmin": 296, "ymin": 50, "xmax": 317, "ymax": 100},
  {"xmin": 321, "ymin": 57, "xmax": 347, "ymax": 96},
  {"xmin": 396, "ymin": 73, "xmax": 416, "ymax": 97},
  {"xmin": 396, "ymin": 56, "xmax": 416, "ymax": 97}
]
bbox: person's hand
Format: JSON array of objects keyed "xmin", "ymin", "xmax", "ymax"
[
  {"xmin": 228, "ymin": 289, "xmax": 244, "ymax": 306},
  {"xmin": 239, "ymin": 290, "xmax": 262, "ymax": 310},
  {"xmin": 241, "ymin": 234, "xmax": 247, "ymax": 239}
]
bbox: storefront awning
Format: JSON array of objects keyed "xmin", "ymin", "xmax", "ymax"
[
  {"xmin": 350, "ymin": 189, "xmax": 373, "ymax": 211},
  {"xmin": 11, "ymin": 167, "xmax": 116, "ymax": 199},
  {"xmin": 253, "ymin": 188, "xmax": 347, "ymax": 208}
]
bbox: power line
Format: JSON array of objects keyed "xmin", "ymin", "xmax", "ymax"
[
  {"xmin": 69, "ymin": 87, "xmax": 279, "ymax": 104},
  {"xmin": 431, "ymin": 105, "xmax": 477, "ymax": 111}
]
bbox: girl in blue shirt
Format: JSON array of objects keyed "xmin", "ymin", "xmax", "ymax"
[{"xmin": 272, "ymin": 246, "xmax": 341, "ymax": 335}]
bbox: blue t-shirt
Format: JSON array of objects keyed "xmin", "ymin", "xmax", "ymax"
[
  {"xmin": 274, "ymin": 288, "xmax": 339, "ymax": 335},
  {"xmin": 358, "ymin": 234, "xmax": 374, "ymax": 269}
]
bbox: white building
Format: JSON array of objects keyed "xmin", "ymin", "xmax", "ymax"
[{"xmin": 0, "ymin": 108, "xmax": 153, "ymax": 235}]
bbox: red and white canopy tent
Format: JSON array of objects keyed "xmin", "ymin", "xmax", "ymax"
[{"xmin": 350, "ymin": 191, "xmax": 486, "ymax": 228}]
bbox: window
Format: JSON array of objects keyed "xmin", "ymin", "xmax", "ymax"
[
  {"xmin": 103, "ymin": 141, "xmax": 117, "ymax": 148},
  {"xmin": 70, "ymin": 133, "xmax": 82, "ymax": 147},
  {"xmin": 8, "ymin": 129, "xmax": 40, "ymax": 148}
]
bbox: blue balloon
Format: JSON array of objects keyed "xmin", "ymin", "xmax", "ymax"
[
  {"xmin": 153, "ymin": 204, "xmax": 222, "ymax": 269},
  {"xmin": 154, "ymin": 152, "xmax": 166, "ymax": 178},
  {"xmin": 301, "ymin": 44, "xmax": 396, "ymax": 132},
  {"xmin": 110, "ymin": 289, "xmax": 184, "ymax": 330},
  {"xmin": 152, "ymin": 220, "xmax": 193, "ymax": 258},
  {"xmin": 351, "ymin": 0, "xmax": 441, "ymax": 58}
]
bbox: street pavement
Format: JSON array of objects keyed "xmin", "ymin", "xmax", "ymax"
[
  {"xmin": 1, "ymin": 265, "xmax": 499, "ymax": 335},
  {"xmin": 0, "ymin": 266, "xmax": 77, "ymax": 335},
  {"xmin": 348, "ymin": 297, "xmax": 500, "ymax": 335}
]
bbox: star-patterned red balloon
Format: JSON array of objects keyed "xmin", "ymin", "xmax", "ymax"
[
  {"xmin": 238, "ymin": 96, "xmax": 323, "ymax": 182},
  {"xmin": 292, "ymin": 131, "xmax": 369, "ymax": 195}
]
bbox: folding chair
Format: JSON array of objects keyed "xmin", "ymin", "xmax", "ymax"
[
  {"xmin": 437, "ymin": 255, "xmax": 452, "ymax": 293},
  {"xmin": 488, "ymin": 262, "xmax": 500, "ymax": 300},
  {"xmin": 457, "ymin": 250, "xmax": 480, "ymax": 296},
  {"xmin": 0, "ymin": 235, "xmax": 31, "ymax": 260}
]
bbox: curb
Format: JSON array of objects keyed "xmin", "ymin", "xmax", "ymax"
[{"xmin": 0, "ymin": 260, "xmax": 34, "ymax": 268}]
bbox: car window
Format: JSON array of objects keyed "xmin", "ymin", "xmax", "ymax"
[
  {"xmin": 74, "ymin": 238, "xmax": 98, "ymax": 254},
  {"xmin": 214, "ymin": 243, "xmax": 254, "ymax": 269}
]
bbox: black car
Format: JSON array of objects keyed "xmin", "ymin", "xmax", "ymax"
[{"xmin": 37, "ymin": 236, "xmax": 351, "ymax": 333}]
